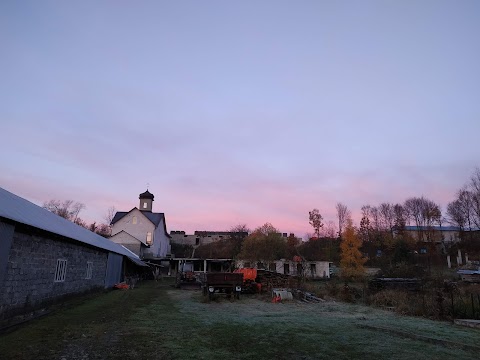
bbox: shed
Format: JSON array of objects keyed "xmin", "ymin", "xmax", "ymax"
[{"xmin": 0, "ymin": 187, "xmax": 148, "ymax": 322}]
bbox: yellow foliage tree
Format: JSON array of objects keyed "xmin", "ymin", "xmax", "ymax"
[{"xmin": 340, "ymin": 219, "xmax": 366, "ymax": 279}]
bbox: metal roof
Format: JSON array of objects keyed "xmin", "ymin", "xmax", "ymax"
[
  {"xmin": 0, "ymin": 187, "xmax": 147, "ymax": 266},
  {"xmin": 111, "ymin": 210, "xmax": 163, "ymax": 226},
  {"xmin": 403, "ymin": 226, "xmax": 462, "ymax": 231}
]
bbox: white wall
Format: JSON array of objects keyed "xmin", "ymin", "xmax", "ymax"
[
  {"xmin": 144, "ymin": 218, "xmax": 170, "ymax": 258},
  {"xmin": 235, "ymin": 260, "xmax": 331, "ymax": 279},
  {"xmin": 109, "ymin": 231, "xmax": 143, "ymax": 257},
  {"xmin": 111, "ymin": 209, "xmax": 155, "ymax": 245}
]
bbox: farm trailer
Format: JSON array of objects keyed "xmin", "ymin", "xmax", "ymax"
[{"xmin": 200, "ymin": 272, "xmax": 243, "ymax": 300}]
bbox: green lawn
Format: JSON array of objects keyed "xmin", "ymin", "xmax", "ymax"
[{"xmin": 1, "ymin": 280, "xmax": 479, "ymax": 359}]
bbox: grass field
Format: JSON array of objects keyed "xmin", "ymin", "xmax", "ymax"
[{"xmin": 1, "ymin": 280, "xmax": 479, "ymax": 360}]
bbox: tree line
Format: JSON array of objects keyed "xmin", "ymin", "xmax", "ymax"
[
  {"xmin": 44, "ymin": 167, "xmax": 480, "ymax": 278},
  {"xmin": 42, "ymin": 199, "xmax": 114, "ymax": 238}
]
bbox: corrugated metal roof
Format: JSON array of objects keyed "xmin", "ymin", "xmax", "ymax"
[
  {"xmin": 403, "ymin": 226, "xmax": 461, "ymax": 231},
  {"xmin": 0, "ymin": 187, "xmax": 147, "ymax": 266}
]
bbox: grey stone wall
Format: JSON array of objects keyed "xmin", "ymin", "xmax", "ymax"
[{"xmin": 1, "ymin": 228, "xmax": 108, "ymax": 319}]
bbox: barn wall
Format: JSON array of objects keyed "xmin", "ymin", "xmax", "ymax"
[
  {"xmin": 105, "ymin": 253, "xmax": 123, "ymax": 288},
  {"xmin": 0, "ymin": 221, "xmax": 15, "ymax": 288},
  {"xmin": 0, "ymin": 228, "xmax": 109, "ymax": 320}
]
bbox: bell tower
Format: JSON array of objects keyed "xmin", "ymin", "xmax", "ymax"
[{"xmin": 139, "ymin": 190, "xmax": 154, "ymax": 212}]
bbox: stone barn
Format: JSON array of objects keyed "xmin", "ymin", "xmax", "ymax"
[{"xmin": 0, "ymin": 187, "xmax": 148, "ymax": 323}]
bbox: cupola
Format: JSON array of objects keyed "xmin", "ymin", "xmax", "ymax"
[{"xmin": 139, "ymin": 190, "xmax": 154, "ymax": 212}]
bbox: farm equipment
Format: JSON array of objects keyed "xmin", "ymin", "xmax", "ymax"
[
  {"xmin": 234, "ymin": 268, "xmax": 262, "ymax": 293},
  {"xmin": 201, "ymin": 272, "xmax": 243, "ymax": 300},
  {"xmin": 176, "ymin": 261, "xmax": 201, "ymax": 289}
]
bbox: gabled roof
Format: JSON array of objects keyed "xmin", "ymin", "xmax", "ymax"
[
  {"xmin": 111, "ymin": 208, "xmax": 163, "ymax": 226},
  {"xmin": 110, "ymin": 230, "xmax": 148, "ymax": 246},
  {"xmin": 111, "ymin": 208, "xmax": 171, "ymax": 238},
  {"xmin": 0, "ymin": 187, "xmax": 147, "ymax": 266}
]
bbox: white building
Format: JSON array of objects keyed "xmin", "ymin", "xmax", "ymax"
[
  {"xmin": 110, "ymin": 190, "xmax": 171, "ymax": 259},
  {"xmin": 235, "ymin": 259, "xmax": 332, "ymax": 279}
]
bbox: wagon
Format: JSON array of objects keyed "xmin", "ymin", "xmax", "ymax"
[{"xmin": 200, "ymin": 272, "xmax": 243, "ymax": 300}]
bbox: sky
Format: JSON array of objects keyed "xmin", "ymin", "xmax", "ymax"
[{"xmin": 1, "ymin": 1, "xmax": 479, "ymax": 238}]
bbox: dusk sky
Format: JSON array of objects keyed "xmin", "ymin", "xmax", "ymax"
[{"xmin": 1, "ymin": 1, "xmax": 479, "ymax": 237}]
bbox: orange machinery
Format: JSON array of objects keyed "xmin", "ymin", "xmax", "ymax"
[{"xmin": 233, "ymin": 268, "xmax": 262, "ymax": 293}]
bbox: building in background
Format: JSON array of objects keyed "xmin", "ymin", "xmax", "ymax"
[
  {"xmin": 110, "ymin": 190, "xmax": 171, "ymax": 259},
  {"xmin": 170, "ymin": 230, "xmax": 248, "ymax": 247},
  {"xmin": 0, "ymin": 187, "xmax": 147, "ymax": 324}
]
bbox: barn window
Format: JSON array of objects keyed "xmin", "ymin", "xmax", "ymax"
[
  {"xmin": 132, "ymin": 216, "xmax": 137, "ymax": 224},
  {"xmin": 143, "ymin": 202, "xmax": 147, "ymax": 209},
  {"xmin": 54, "ymin": 259, "xmax": 67, "ymax": 282},
  {"xmin": 85, "ymin": 262, "xmax": 93, "ymax": 279},
  {"xmin": 146, "ymin": 232, "xmax": 152, "ymax": 245}
]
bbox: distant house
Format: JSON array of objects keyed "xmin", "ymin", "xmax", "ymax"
[
  {"xmin": 170, "ymin": 230, "xmax": 248, "ymax": 247},
  {"xmin": 0, "ymin": 187, "xmax": 148, "ymax": 323},
  {"xmin": 394, "ymin": 225, "xmax": 462, "ymax": 244},
  {"xmin": 235, "ymin": 259, "xmax": 332, "ymax": 279},
  {"xmin": 110, "ymin": 190, "xmax": 171, "ymax": 259}
]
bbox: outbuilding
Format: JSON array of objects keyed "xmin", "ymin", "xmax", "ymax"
[{"xmin": 0, "ymin": 187, "xmax": 148, "ymax": 323}]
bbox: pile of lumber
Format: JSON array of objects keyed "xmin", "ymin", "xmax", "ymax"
[
  {"xmin": 256, "ymin": 270, "xmax": 300, "ymax": 290},
  {"xmin": 296, "ymin": 290, "xmax": 325, "ymax": 303}
]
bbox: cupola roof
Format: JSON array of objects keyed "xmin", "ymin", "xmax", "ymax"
[{"xmin": 139, "ymin": 190, "xmax": 154, "ymax": 200}]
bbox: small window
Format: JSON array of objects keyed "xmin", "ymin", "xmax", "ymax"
[
  {"xmin": 132, "ymin": 216, "xmax": 137, "ymax": 224},
  {"xmin": 284, "ymin": 263, "xmax": 290, "ymax": 275},
  {"xmin": 85, "ymin": 262, "xmax": 93, "ymax": 279},
  {"xmin": 54, "ymin": 259, "xmax": 67, "ymax": 282},
  {"xmin": 143, "ymin": 202, "xmax": 147, "ymax": 209},
  {"xmin": 146, "ymin": 232, "xmax": 152, "ymax": 245},
  {"xmin": 297, "ymin": 263, "xmax": 303, "ymax": 275}
]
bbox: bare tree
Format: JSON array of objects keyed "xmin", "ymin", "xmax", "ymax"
[
  {"xmin": 468, "ymin": 168, "xmax": 480, "ymax": 229},
  {"xmin": 359, "ymin": 205, "xmax": 374, "ymax": 243},
  {"xmin": 393, "ymin": 204, "xmax": 407, "ymax": 230},
  {"xmin": 308, "ymin": 208, "xmax": 324, "ymax": 238},
  {"xmin": 320, "ymin": 220, "xmax": 337, "ymax": 238},
  {"xmin": 336, "ymin": 202, "xmax": 351, "ymax": 238},
  {"xmin": 447, "ymin": 198, "xmax": 467, "ymax": 229},
  {"xmin": 96, "ymin": 223, "xmax": 112, "ymax": 238},
  {"xmin": 378, "ymin": 203, "xmax": 396, "ymax": 232},
  {"xmin": 404, "ymin": 196, "xmax": 441, "ymax": 242},
  {"xmin": 104, "ymin": 206, "xmax": 117, "ymax": 225},
  {"xmin": 43, "ymin": 199, "xmax": 85, "ymax": 222}
]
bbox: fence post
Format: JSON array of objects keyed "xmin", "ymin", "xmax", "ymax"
[
  {"xmin": 477, "ymin": 294, "xmax": 480, "ymax": 320},
  {"xmin": 472, "ymin": 294, "xmax": 475, "ymax": 319},
  {"xmin": 451, "ymin": 290, "xmax": 455, "ymax": 322}
]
